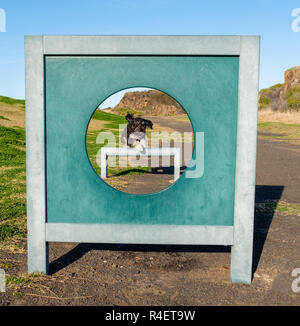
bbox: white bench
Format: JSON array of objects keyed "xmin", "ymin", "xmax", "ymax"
[{"xmin": 100, "ymin": 147, "xmax": 181, "ymax": 181}]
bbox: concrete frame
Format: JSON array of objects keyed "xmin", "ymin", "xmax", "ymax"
[
  {"xmin": 100, "ymin": 147, "xmax": 181, "ymax": 181},
  {"xmin": 25, "ymin": 36, "xmax": 260, "ymax": 284}
]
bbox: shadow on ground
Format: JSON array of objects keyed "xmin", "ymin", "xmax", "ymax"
[
  {"xmin": 112, "ymin": 166, "xmax": 187, "ymax": 177},
  {"xmin": 49, "ymin": 185, "xmax": 284, "ymax": 278},
  {"xmin": 252, "ymin": 185, "xmax": 284, "ymax": 276}
]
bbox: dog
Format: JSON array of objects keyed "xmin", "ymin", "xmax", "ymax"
[{"xmin": 121, "ymin": 113, "xmax": 153, "ymax": 152}]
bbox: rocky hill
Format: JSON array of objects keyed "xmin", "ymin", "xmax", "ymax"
[
  {"xmin": 259, "ymin": 66, "xmax": 300, "ymax": 111},
  {"xmin": 107, "ymin": 90, "xmax": 184, "ymax": 116}
]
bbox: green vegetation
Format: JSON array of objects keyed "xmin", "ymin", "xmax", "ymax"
[
  {"xmin": 92, "ymin": 109, "xmax": 127, "ymax": 124},
  {"xmin": 259, "ymin": 83, "xmax": 300, "ymax": 112},
  {"xmin": 0, "ymin": 263, "xmax": 13, "ymax": 269},
  {"xmin": 259, "ymin": 88, "xmax": 272, "ymax": 96},
  {"xmin": 6, "ymin": 275, "xmax": 31, "ymax": 296},
  {"xmin": 258, "ymin": 96, "xmax": 270, "ymax": 108},
  {"xmin": 258, "ymin": 121, "xmax": 300, "ymax": 140},
  {"xmin": 284, "ymin": 87, "xmax": 300, "ymax": 111},
  {"xmin": 270, "ymin": 83, "xmax": 283, "ymax": 89},
  {"xmin": 259, "ymin": 83, "xmax": 282, "ymax": 95},
  {"xmin": 256, "ymin": 201, "xmax": 300, "ymax": 216},
  {"xmin": 258, "ymin": 83, "xmax": 284, "ymax": 110},
  {"xmin": 0, "ymin": 222, "xmax": 25, "ymax": 241},
  {"xmin": 0, "ymin": 96, "xmax": 25, "ymax": 108},
  {"xmin": 0, "ymin": 125, "xmax": 26, "ymax": 242},
  {"xmin": 7, "ymin": 275, "xmax": 31, "ymax": 286},
  {"xmin": 0, "ymin": 115, "xmax": 10, "ymax": 121},
  {"xmin": 0, "ymin": 125, "xmax": 26, "ymax": 166},
  {"xmin": 276, "ymin": 202, "xmax": 300, "ymax": 215}
]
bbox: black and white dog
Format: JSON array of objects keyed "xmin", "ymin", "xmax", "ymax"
[{"xmin": 121, "ymin": 113, "xmax": 153, "ymax": 152}]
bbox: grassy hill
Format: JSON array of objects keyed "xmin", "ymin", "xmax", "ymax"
[
  {"xmin": 0, "ymin": 97, "xmax": 26, "ymax": 245},
  {"xmin": 108, "ymin": 89, "xmax": 185, "ymax": 116}
]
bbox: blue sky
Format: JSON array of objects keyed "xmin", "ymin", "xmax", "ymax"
[{"xmin": 0, "ymin": 0, "xmax": 300, "ymax": 99}]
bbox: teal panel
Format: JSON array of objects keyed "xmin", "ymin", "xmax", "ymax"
[{"xmin": 45, "ymin": 56, "xmax": 239, "ymax": 225}]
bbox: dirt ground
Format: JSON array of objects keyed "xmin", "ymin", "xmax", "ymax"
[{"xmin": 0, "ymin": 136, "xmax": 300, "ymax": 306}]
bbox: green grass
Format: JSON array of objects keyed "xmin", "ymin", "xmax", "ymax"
[
  {"xmin": 270, "ymin": 83, "xmax": 283, "ymax": 89},
  {"xmin": 0, "ymin": 115, "xmax": 10, "ymax": 121},
  {"xmin": 0, "ymin": 263, "xmax": 13, "ymax": 269},
  {"xmin": 258, "ymin": 96, "xmax": 270, "ymax": 109},
  {"xmin": 6, "ymin": 275, "xmax": 31, "ymax": 286},
  {"xmin": 0, "ymin": 96, "xmax": 25, "ymax": 108},
  {"xmin": 0, "ymin": 222, "xmax": 25, "ymax": 241},
  {"xmin": 257, "ymin": 201, "xmax": 300, "ymax": 216},
  {"xmin": 284, "ymin": 87, "xmax": 300, "ymax": 111},
  {"xmin": 260, "ymin": 83, "xmax": 283, "ymax": 94},
  {"xmin": 276, "ymin": 202, "xmax": 300, "ymax": 215},
  {"xmin": 0, "ymin": 125, "xmax": 26, "ymax": 166},
  {"xmin": 0, "ymin": 125, "xmax": 26, "ymax": 242},
  {"xmin": 91, "ymin": 110, "xmax": 126, "ymax": 124},
  {"xmin": 258, "ymin": 121, "xmax": 300, "ymax": 140}
]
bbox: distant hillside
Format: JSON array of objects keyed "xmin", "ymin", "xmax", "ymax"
[
  {"xmin": 0, "ymin": 95, "xmax": 25, "ymax": 128},
  {"xmin": 106, "ymin": 90, "xmax": 184, "ymax": 116},
  {"xmin": 259, "ymin": 66, "xmax": 300, "ymax": 111}
]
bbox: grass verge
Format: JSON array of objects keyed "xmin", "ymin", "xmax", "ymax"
[
  {"xmin": 0, "ymin": 125, "xmax": 26, "ymax": 242},
  {"xmin": 258, "ymin": 121, "xmax": 300, "ymax": 141},
  {"xmin": 0, "ymin": 96, "xmax": 25, "ymax": 109},
  {"xmin": 256, "ymin": 201, "xmax": 300, "ymax": 216}
]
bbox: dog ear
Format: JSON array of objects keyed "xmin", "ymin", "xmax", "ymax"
[
  {"xmin": 145, "ymin": 120, "xmax": 153, "ymax": 129},
  {"xmin": 125, "ymin": 113, "xmax": 134, "ymax": 122}
]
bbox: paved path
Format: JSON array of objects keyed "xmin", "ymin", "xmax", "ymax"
[{"xmin": 256, "ymin": 139, "xmax": 300, "ymax": 203}]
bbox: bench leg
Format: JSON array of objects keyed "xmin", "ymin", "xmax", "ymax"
[
  {"xmin": 174, "ymin": 150, "xmax": 180, "ymax": 181},
  {"xmin": 101, "ymin": 150, "xmax": 107, "ymax": 179}
]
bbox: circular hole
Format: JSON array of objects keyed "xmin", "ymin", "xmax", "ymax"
[{"xmin": 86, "ymin": 87, "xmax": 194, "ymax": 195}]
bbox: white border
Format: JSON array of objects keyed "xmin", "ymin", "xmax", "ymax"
[
  {"xmin": 25, "ymin": 36, "xmax": 48, "ymax": 273},
  {"xmin": 46, "ymin": 224, "xmax": 234, "ymax": 246},
  {"xmin": 231, "ymin": 36, "xmax": 260, "ymax": 283},
  {"xmin": 25, "ymin": 36, "xmax": 260, "ymax": 284},
  {"xmin": 43, "ymin": 35, "xmax": 241, "ymax": 55}
]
